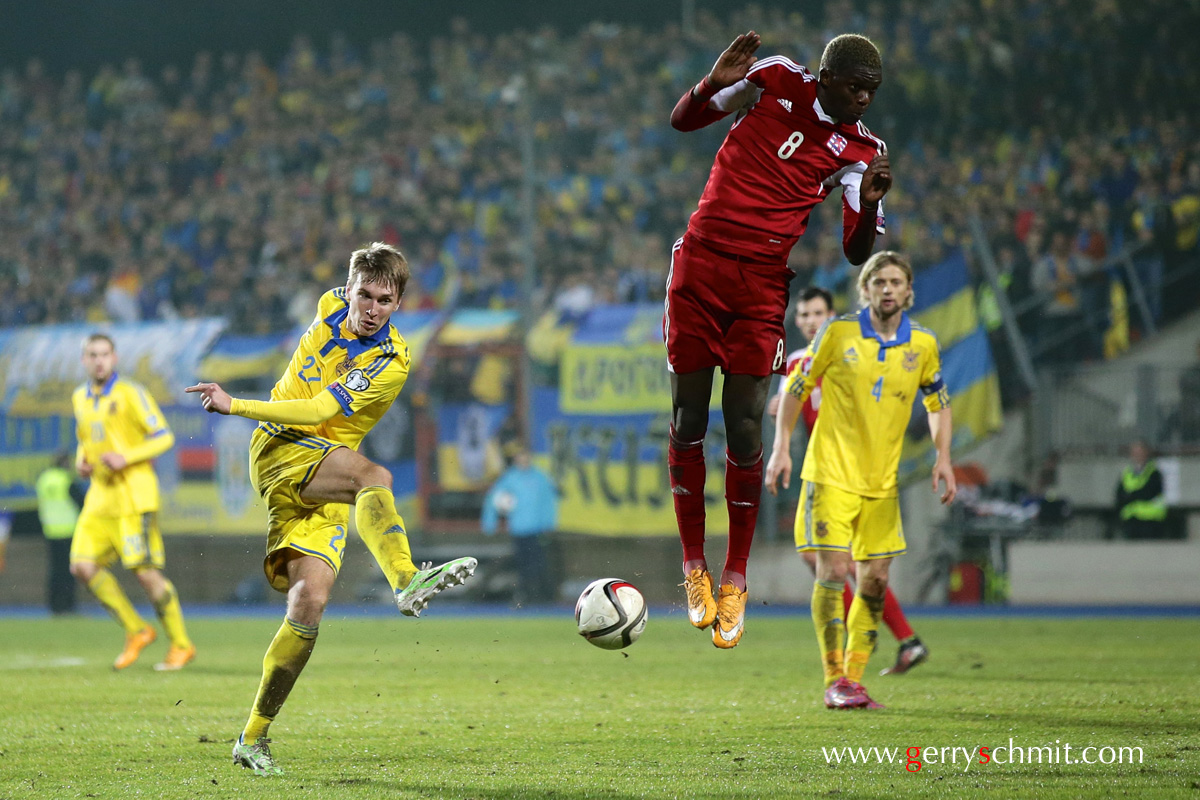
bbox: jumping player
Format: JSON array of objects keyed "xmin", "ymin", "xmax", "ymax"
[
  {"xmin": 766, "ymin": 252, "xmax": 955, "ymax": 709},
  {"xmin": 188, "ymin": 243, "xmax": 477, "ymax": 775},
  {"xmin": 667, "ymin": 31, "xmax": 891, "ymax": 648},
  {"xmin": 768, "ymin": 287, "xmax": 930, "ymax": 675}
]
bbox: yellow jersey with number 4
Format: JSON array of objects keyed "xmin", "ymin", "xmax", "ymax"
[
  {"xmin": 72, "ymin": 375, "xmax": 173, "ymax": 517},
  {"xmin": 266, "ymin": 287, "xmax": 411, "ymax": 450},
  {"xmin": 784, "ymin": 308, "xmax": 949, "ymax": 498}
]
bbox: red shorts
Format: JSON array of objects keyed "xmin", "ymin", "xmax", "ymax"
[{"xmin": 663, "ymin": 234, "xmax": 794, "ymax": 376}]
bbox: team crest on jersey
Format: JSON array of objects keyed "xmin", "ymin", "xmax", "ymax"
[
  {"xmin": 336, "ymin": 355, "xmax": 357, "ymax": 376},
  {"xmin": 843, "ymin": 346, "xmax": 859, "ymax": 365},
  {"xmin": 826, "ymin": 133, "xmax": 848, "ymax": 156},
  {"xmin": 815, "ymin": 520, "xmax": 829, "ymax": 538},
  {"xmin": 902, "ymin": 350, "xmax": 919, "ymax": 372},
  {"xmin": 344, "ymin": 369, "xmax": 371, "ymax": 392},
  {"xmin": 109, "ymin": 402, "xmax": 118, "ymax": 415}
]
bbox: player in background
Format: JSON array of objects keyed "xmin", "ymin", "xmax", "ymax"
[
  {"xmin": 767, "ymin": 287, "xmax": 929, "ymax": 676},
  {"xmin": 70, "ymin": 334, "xmax": 195, "ymax": 671},
  {"xmin": 667, "ymin": 31, "xmax": 891, "ymax": 649},
  {"xmin": 766, "ymin": 252, "xmax": 955, "ymax": 709},
  {"xmin": 188, "ymin": 243, "xmax": 477, "ymax": 776}
]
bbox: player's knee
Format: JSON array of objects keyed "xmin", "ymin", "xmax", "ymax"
[
  {"xmin": 859, "ymin": 570, "xmax": 889, "ymax": 597},
  {"xmin": 291, "ymin": 583, "xmax": 331, "ymax": 623},
  {"xmin": 70, "ymin": 562, "xmax": 96, "ymax": 583},
  {"xmin": 726, "ymin": 418, "xmax": 763, "ymax": 457},
  {"xmin": 359, "ymin": 462, "xmax": 392, "ymax": 492},
  {"xmin": 671, "ymin": 407, "xmax": 708, "ymax": 441}
]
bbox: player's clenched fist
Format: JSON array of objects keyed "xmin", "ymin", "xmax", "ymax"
[{"xmin": 186, "ymin": 382, "xmax": 233, "ymax": 415}]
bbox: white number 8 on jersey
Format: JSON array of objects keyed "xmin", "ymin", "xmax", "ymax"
[
  {"xmin": 777, "ymin": 131, "xmax": 804, "ymax": 159},
  {"xmin": 772, "ymin": 339, "xmax": 786, "ymax": 371}
]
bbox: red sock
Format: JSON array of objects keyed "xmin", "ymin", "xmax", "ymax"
[
  {"xmin": 669, "ymin": 427, "xmax": 707, "ymax": 566},
  {"xmin": 842, "ymin": 583, "xmax": 854, "ymax": 617},
  {"xmin": 722, "ymin": 448, "xmax": 762, "ymax": 588},
  {"xmin": 882, "ymin": 587, "xmax": 915, "ymax": 641}
]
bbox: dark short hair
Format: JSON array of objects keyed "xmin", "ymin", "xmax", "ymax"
[
  {"xmin": 799, "ymin": 286, "xmax": 834, "ymax": 310},
  {"xmin": 820, "ymin": 34, "xmax": 882, "ymax": 75}
]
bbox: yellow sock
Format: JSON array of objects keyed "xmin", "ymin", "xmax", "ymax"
[
  {"xmin": 812, "ymin": 579, "xmax": 846, "ymax": 687},
  {"xmin": 151, "ymin": 578, "xmax": 192, "ymax": 649},
  {"xmin": 87, "ymin": 569, "xmax": 147, "ymax": 634},
  {"xmin": 844, "ymin": 591, "xmax": 885, "ymax": 683},
  {"xmin": 242, "ymin": 617, "xmax": 318, "ymax": 742},
  {"xmin": 355, "ymin": 486, "xmax": 417, "ymax": 591}
]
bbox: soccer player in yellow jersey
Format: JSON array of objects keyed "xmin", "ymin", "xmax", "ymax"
[
  {"xmin": 187, "ymin": 242, "xmax": 477, "ymax": 777},
  {"xmin": 70, "ymin": 333, "xmax": 195, "ymax": 671},
  {"xmin": 765, "ymin": 251, "xmax": 956, "ymax": 710}
]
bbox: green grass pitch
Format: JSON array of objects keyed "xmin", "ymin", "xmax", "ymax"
[{"xmin": 2, "ymin": 613, "xmax": 1198, "ymax": 799}]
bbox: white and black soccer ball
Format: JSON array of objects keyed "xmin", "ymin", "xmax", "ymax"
[{"xmin": 575, "ymin": 578, "xmax": 647, "ymax": 650}]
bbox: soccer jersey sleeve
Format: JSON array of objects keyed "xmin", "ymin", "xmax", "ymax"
[
  {"xmin": 839, "ymin": 168, "xmax": 887, "ymax": 237},
  {"xmin": 326, "ymin": 351, "xmax": 410, "ymax": 417},
  {"xmin": 784, "ymin": 321, "xmax": 836, "ymax": 404},
  {"xmin": 120, "ymin": 385, "xmax": 175, "ymax": 464},
  {"xmin": 919, "ymin": 341, "xmax": 951, "ymax": 413}
]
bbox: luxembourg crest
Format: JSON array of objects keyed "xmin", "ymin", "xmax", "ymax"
[{"xmin": 826, "ymin": 133, "xmax": 848, "ymax": 156}]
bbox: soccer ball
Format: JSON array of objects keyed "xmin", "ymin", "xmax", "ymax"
[{"xmin": 575, "ymin": 578, "xmax": 647, "ymax": 650}]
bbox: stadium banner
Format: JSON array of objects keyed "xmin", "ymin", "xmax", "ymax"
[
  {"xmin": 531, "ymin": 387, "xmax": 730, "ymax": 536},
  {"xmin": 900, "ymin": 250, "xmax": 1004, "ymax": 481},
  {"xmin": 0, "ymin": 319, "xmax": 225, "ymax": 416}
]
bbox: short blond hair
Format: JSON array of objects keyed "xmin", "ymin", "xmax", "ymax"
[
  {"xmin": 856, "ymin": 250, "xmax": 914, "ymax": 309},
  {"xmin": 82, "ymin": 332, "xmax": 115, "ymax": 352},
  {"xmin": 348, "ymin": 242, "xmax": 409, "ymax": 297}
]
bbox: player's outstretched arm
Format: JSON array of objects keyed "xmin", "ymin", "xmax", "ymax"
[
  {"xmin": 670, "ymin": 30, "xmax": 761, "ymax": 131},
  {"xmin": 186, "ymin": 383, "xmax": 341, "ymax": 426},
  {"xmin": 766, "ymin": 392, "xmax": 802, "ymax": 496},
  {"xmin": 843, "ymin": 153, "xmax": 892, "ymax": 265},
  {"xmin": 927, "ymin": 407, "xmax": 956, "ymax": 505}
]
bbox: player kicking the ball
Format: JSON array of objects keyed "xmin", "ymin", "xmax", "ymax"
[
  {"xmin": 666, "ymin": 31, "xmax": 891, "ymax": 648},
  {"xmin": 766, "ymin": 252, "xmax": 956, "ymax": 709},
  {"xmin": 188, "ymin": 243, "xmax": 476, "ymax": 775}
]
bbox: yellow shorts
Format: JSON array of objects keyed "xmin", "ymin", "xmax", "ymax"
[
  {"xmin": 250, "ymin": 424, "xmax": 349, "ymax": 593},
  {"xmin": 794, "ymin": 481, "xmax": 905, "ymax": 561},
  {"xmin": 71, "ymin": 511, "xmax": 165, "ymax": 570}
]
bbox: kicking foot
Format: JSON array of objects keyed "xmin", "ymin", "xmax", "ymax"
[
  {"xmin": 395, "ymin": 557, "xmax": 478, "ymax": 617},
  {"xmin": 682, "ymin": 567, "xmax": 717, "ymax": 629},
  {"xmin": 880, "ymin": 637, "xmax": 929, "ymax": 676},
  {"xmin": 113, "ymin": 626, "xmax": 157, "ymax": 671},
  {"xmin": 711, "ymin": 583, "xmax": 747, "ymax": 649},
  {"xmin": 154, "ymin": 644, "xmax": 197, "ymax": 671},
  {"xmin": 233, "ymin": 735, "xmax": 283, "ymax": 776}
]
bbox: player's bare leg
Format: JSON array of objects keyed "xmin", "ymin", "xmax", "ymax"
[
  {"xmin": 710, "ymin": 374, "xmax": 769, "ymax": 648},
  {"xmin": 236, "ymin": 552, "xmax": 332, "ymax": 775},
  {"xmin": 302, "ymin": 447, "xmax": 476, "ymax": 616},
  {"xmin": 670, "ymin": 369, "xmax": 718, "ymax": 629}
]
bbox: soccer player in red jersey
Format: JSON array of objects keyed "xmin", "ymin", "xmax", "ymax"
[
  {"xmin": 666, "ymin": 31, "xmax": 892, "ymax": 649},
  {"xmin": 769, "ymin": 287, "xmax": 929, "ymax": 675}
]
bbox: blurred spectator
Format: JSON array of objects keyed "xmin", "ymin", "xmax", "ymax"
[
  {"xmin": 1031, "ymin": 228, "xmax": 1099, "ymax": 362},
  {"xmin": 36, "ymin": 452, "xmax": 85, "ymax": 614},
  {"xmin": 1115, "ymin": 441, "xmax": 1167, "ymax": 540},
  {"xmin": 481, "ymin": 444, "xmax": 558, "ymax": 604}
]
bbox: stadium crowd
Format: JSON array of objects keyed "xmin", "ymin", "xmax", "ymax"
[{"xmin": 0, "ymin": 0, "xmax": 1197, "ymax": 364}]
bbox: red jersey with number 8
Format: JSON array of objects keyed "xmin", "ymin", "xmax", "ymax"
[{"xmin": 685, "ymin": 57, "xmax": 887, "ymax": 263}]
